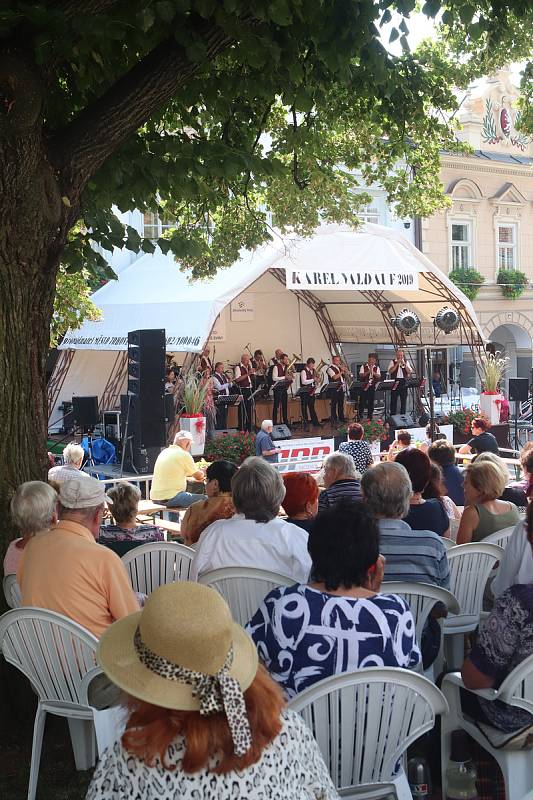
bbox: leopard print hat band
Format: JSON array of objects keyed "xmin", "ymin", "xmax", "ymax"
[{"xmin": 133, "ymin": 626, "xmax": 253, "ymax": 757}]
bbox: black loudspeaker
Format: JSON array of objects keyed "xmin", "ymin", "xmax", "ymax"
[
  {"xmin": 126, "ymin": 330, "xmax": 166, "ymax": 472},
  {"xmin": 72, "ymin": 396, "xmax": 99, "ymax": 430},
  {"xmin": 418, "ymin": 413, "xmax": 430, "ymax": 427},
  {"xmin": 164, "ymin": 393, "xmax": 175, "ymax": 424},
  {"xmin": 215, "ymin": 428, "xmax": 239, "ymax": 437},
  {"xmin": 508, "ymin": 378, "xmax": 529, "ymax": 402},
  {"xmin": 271, "ymin": 424, "xmax": 292, "ymax": 440},
  {"xmin": 386, "ymin": 413, "xmax": 417, "ymax": 430}
]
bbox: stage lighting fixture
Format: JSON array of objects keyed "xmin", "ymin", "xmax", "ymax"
[
  {"xmin": 435, "ymin": 307, "xmax": 460, "ymax": 334},
  {"xmin": 392, "ymin": 308, "xmax": 420, "ymax": 335}
]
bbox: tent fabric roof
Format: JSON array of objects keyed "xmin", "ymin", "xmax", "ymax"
[{"xmin": 60, "ymin": 222, "xmax": 484, "ymax": 352}]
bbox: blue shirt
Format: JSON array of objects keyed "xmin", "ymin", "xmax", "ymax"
[
  {"xmin": 442, "ymin": 464, "xmax": 465, "ymax": 506},
  {"xmin": 404, "ymin": 498, "xmax": 449, "ymax": 537},
  {"xmin": 255, "ymin": 429, "xmax": 278, "ymax": 463},
  {"xmin": 378, "ymin": 518, "xmax": 450, "ymax": 589},
  {"xmin": 246, "ymin": 584, "xmax": 420, "ymax": 698},
  {"xmin": 318, "ymin": 479, "xmax": 362, "ymax": 512}
]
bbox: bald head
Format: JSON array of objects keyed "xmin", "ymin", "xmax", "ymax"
[{"xmin": 361, "ymin": 461, "xmax": 412, "ymax": 519}]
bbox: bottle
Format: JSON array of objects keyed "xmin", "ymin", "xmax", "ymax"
[
  {"xmin": 407, "ymin": 756, "xmax": 431, "ymax": 799},
  {"xmin": 446, "ymin": 730, "xmax": 478, "ymax": 799}
]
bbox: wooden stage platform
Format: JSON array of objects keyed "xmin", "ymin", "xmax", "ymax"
[{"xmin": 225, "ymin": 396, "xmax": 348, "ymax": 432}]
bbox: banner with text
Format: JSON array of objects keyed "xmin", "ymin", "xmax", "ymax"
[
  {"xmin": 274, "ymin": 437, "xmax": 334, "ymax": 474},
  {"xmin": 286, "ymin": 268, "xmax": 419, "ymax": 292}
]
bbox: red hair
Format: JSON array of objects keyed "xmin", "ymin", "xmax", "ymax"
[
  {"xmin": 282, "ymin": 472, "xmax": 319, "ymax": 517},
  {"xmin": 472, "ymin": 417, "xmax": 490, "ymax": 431},
  {"xmin": 122, "ymin": 664, "xmax": 285, "ymax": 774}
]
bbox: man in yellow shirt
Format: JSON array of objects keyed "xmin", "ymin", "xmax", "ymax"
[
  {"xmin": 150, "ymin": 430, "xmax": 206, "ymax": 508},
  {"xmin": 18, "ymin": 477, "xmax": 139, "ymax": 639}
]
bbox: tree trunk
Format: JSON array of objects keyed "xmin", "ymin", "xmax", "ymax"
[{"xmin": 0, "ymin": 52, "xmax": 65, "ymax": 561}]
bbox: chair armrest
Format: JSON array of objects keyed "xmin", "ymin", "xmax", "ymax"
[{"xmin": 441, "ymin": 672, "xmax": 498, "ymax": 702}]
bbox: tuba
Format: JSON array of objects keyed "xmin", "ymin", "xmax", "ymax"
[
  {"xmin": 315, "ymin": 358, "xmax": 327, "ymax": 388},
  {"xmin": 286, "ymin": 355, "xmax": 300, "ymax": 376}
]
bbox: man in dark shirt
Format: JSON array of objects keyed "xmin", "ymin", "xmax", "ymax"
[
  {"xmin": 428, "ymin": 439, "xmax": 465, "ymax": 506},
  {"xmin": 318, "ymin": 452, "xmax": 362, "ymax": 512},
  {"xmin": 458, "ymin": 417, "xmax": 499, "ymax": 456}
]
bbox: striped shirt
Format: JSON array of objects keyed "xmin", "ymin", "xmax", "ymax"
[
  {"xmin": 378, "ymin": 518, "xmax": 450, "ymax": 589},
  {"xmin": 318, "ymin": 479, "xmax": 362, "ymax": 512}
]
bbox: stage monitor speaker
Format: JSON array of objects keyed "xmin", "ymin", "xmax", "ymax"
[
  {"xmin": 215, "ymin": 428, "xmax": 239, "ymax": 437},
  {"xmin": 386, "ymin": 413, "xmax": 418, "ymax": 430},
  {"xmin": 418, "ymin": 413, "xmax": 430, "ymax": 427},
  {"xmin": 271, "ymin": 424, "xmax": 292, "ymax": 440},
  {"xmin": 509, "ymin": 377, "xmax": 529, "ymax": 402},
  {"xmin": 72, "ymin": 396, "xmax": 99, "ymax": 430}
]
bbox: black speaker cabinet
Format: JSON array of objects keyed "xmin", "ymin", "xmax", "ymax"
[
  {"xmin": 72, "ymin": 396, "xmax": 99, "ymax": 430},
  {"xmin": 127, "ymin": 329, "xmax": 166, "ymax": 449},
  {"xmin": 386, "ymin": 413, "xmax": 418, "ymax": 430},
  {"xmin": 508, "ymin": 378, "xmax": 529, "ymax": 402},
  {"xmin": 271, "ymin": 424, "xmax": 292, "ymax": 440}
]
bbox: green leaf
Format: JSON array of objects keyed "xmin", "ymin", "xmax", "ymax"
[
  {"xmin": 421, "ymin": 0, "xmax": 440, "ymax": 17},
  {"xmin": 141, "ymin": 238, "xmax": 156, "ymax": 253},
  {"xmin": 156, "ymin": 1, "xmax": 175, "ymax": 22},
  {"xmin": 389, "ymin": 27, "xmax": 399, "ymax": 42},
  {"xmin": 186, "ymin": 40, "xmax": 208, "ymax": 62},
  {"xmin": 459, "ymin": 4, "xmax": 476, "ymax": 24},
  {"xmin": 137, "ymin": 8, "xmax": 155, "ymax": 32},
  {"xmin": 268, "ymin": 0, "xmax": 293, "ymax": 26},
  {"xmin": 380, "ymin": 9, "xmax": 392, "ymax": 25}
]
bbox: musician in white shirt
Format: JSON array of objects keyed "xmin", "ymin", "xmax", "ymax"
[
  {"xmin": 212, "ymin": 361, "xmax": 231, "ymax": 429},
  {"xmin": 358, "ymin": 354, "xmax": 381, "ymax": 421},
  {"xmin": 299, "ymin": 358, "xmax": 321, "ymax": 430},
  {"xmin": 326, "ymin": 355, "xmax": 347, "ymax": 426},
  {"xmin": 387, "ymin": 348, "xmax": 413, "ymax": 415},
  {"xmin": 272, "ymin": 354, "xmax": 292, "ymax": 428},
  {"xmin": 234, "ymin": 354, "xmax": 254, "ymax": 432}
]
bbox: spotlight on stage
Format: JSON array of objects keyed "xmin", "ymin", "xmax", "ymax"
[
  {"xmin": 391, "ymin": 308, "xmax": 420, "ymax": 335},
  {"xmin": 435, "ymin": 306, "xmax": 460, "ymax": 334}
]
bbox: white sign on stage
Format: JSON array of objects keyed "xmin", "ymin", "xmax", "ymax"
[
  {"xmin": 274, "ymin": 437, "xmax": 335, "ymax": 474},
  {"xmin": 230, "ymin": 293, "xmax": 255, "ymax": 321},
  {"xmin": 286, "ymin": 268, "xmax": 419, "ymax": 292}
]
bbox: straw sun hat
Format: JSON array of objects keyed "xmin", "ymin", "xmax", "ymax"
[{"xmin": 97, "ymin": 581, "xmax": 258, "ymax": 755}]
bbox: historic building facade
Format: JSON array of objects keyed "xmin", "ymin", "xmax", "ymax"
[{"xmin": 421, "ymin": 69, "xmax": 533, "ymax": 389}]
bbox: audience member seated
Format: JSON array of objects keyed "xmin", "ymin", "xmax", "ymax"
[
  {"xmin": 18, "ymin": 477, "xmax": 139, "ymax": 638},
  {"xmin": 48, "ymin": 442, "xmax": 88, "ymax": 482},
  {"xmin": 461, "ymin": 581, "xmax": 533, "ymax": 734},
  {"xmin": 361, "ymin": 462, "xmax": 450, "ymax": 588},
  {"xmin": 500, "ymin": 442, "xmax": 533, "ymax": 507},
  {"xmin": 246, "ymin": 501, "xmax": 420, "ymax": 698},
  {"xmin": 456, "ymin": 458, "xmax": 520, "ymax": 545},
  {"xmin": 3, "ymin": 482, "xmax": 58, "ymax": 576},
  {"xmin": 394, "ymin": 449, "xmax": 450, "ymax": 538},
  {"xmin": 423, "ymin": 462, "xmax": 461, "ymax": 520},
  {"xmin": 150, "ymin": 430, "xmax": 206, "ymax": 509},
  {"xmin": 190, "ymin": 457, "xmax": 311, "ymax": 583},
  {"xmin": 180, "ymin": 460, "xmax": 237, "ymax": 546},
  {"xmin": 318, "ymin": 452, "xmax": 362, "ymax": 512},
  {"xmin": 458, "ymin": 417, "xmax": 499, "ymax": 456},
  {"xmin": 87, "ymin": 583, "xmax": 337, "ymax": 800},
  {"xmin": 428, "ymin": 439, "xmax": 465, "ymax": 506},
  {"xmin": 387, "ymin": 429, "xmax": 412, "ymax": 460},
  {"xmin": 338, "ymin": 422, "xmax": 374, "ymax": 474},
  {"xmin": 492, "ymin": 502, "xmax": 533, "ymax": 598},
  {"xmin": 281, "ymin": 472, "xmax": 319, "ymax": 532},
  {"xmin": 99, "ymin": 483, "xmax": 164, "ymax": 552}
]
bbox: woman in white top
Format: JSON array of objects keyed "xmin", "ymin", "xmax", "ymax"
[{"xmin": 86, "ymin": 582, "xmax": 337, "ymax": 800}]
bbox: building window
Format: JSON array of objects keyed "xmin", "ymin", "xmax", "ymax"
[
  {"xmin": 143, "ymin": 211, "xmax": 174, "ymax": 240},
  {"xmin": 497, "ymin": 223, "xmax": 517, "ymax": 270},
  {"xmin": 451, "ymin": 221, "xmax": 472, "ymax": 269},
  {"xmin": 358, "ymin": 203, "xmax": 380, "ymax": 224}
]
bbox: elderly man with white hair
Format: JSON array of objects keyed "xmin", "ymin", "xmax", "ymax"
[
  {"xmin": 48, "ymin": 442, "xmax": 88, "ymax": 482},
  {"xmin": 190, "ymin": 457, "xmax": 311, "ymax": 582},
  {"xmin": 255, "ymin": 419, "xmax": 281, "ymax": 463},
  {"xmin": 318, "ymin": 452, "xmax": 362, "ymax": 512},
  {"xmin": 150, "ymin": 430, "xmax": 206, "ymax": 508}
]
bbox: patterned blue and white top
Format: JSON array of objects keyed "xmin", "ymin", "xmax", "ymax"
[{"xmin": 246, "ymin": 585, "xmax": 421, "ymax": 698}]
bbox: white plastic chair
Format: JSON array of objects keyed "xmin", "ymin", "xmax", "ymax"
[
  {"xmin": 197, "ymin": 567, "xmax": 294, "ymax": 626},
  {"xmin": 381, "ymin": 581, "xmax": 459, "ymax": 678},
  {"xmin": 289, "ymin": 667, "xmax": 449, "ymax": 800},
  {"xmin": 484, "ymin": 525, "xmax": 515, "ymax": 550},
  {"xmin": 444, "ymin": 542, "xmax": 503, "ymax": 668},
  {"xmin": 441, "ymin": 655, "xmax": 533, "ymax": 800},
  {"xmin": 2, "ymin": 574, "xmax": 21, "ymax": 608},
  {"xmin": 121, "ymin": 541, "xmax": 195, "ymax": 594},
  {"xmin": 448, "ymin": 518, "xmax": 460, "ymax": 543},
  {"xmin": 442, "ymin": 537, "xmax": 456, "ymax": 551},
  {"xmin": 0, "ymin": 607, "xmax": 113, "ymax": 800}
]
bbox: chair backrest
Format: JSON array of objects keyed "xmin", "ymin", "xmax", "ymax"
[
  {"xmin": 483, "ymin": 525, "xmax": 516, "ymax": 550},
  {"xmin": 447, "ymin": 542, "xmax": 503, "ymax": 622},
  {"xmin": 289, "ymin": 667, "xmax": 448, "ymax": 794},
  {"xmin": 121, "ymin": 542, "xmax": 195, "ymax": 594},
  {"xmin": 442, "ymin": 537, "xmax": 456, "ymax": 551},
  {"xmin": 0, "ymin": 607, "xmax": 97, "ymax": 707},
  {"xmin": 3, "ymin": 574, "xmax": 22, "ymax": 608},
  {"xmin": 381, "ymin": 581, "xmax": 459, "ymax": 644},
  {"xmin": 497, "ymin": 652, "xmax": 533, "ymax": 716},
  {"xmin": 197, "ymin": 567, "xmax": 294, "ymax": 625},
  {"xmin": 448, "ymin": 518, "xmax": 460, "ymax": 543}
]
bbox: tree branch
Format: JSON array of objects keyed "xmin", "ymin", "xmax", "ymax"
[
  {"xmin": 53, "ymin": 20, "xmax": 235, "ymax": 195},
  {"xmin": 50, "ymin": 0, "xmax": 121, "ymax": 20}
]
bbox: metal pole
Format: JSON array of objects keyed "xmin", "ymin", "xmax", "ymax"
[{"xmin": 426, "ymin": 347, "xmax": 435, "ymax": 441}]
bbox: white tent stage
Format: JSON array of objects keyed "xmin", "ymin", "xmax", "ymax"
[{"xmin": 49, "ymin": 223, "xmax": 485, "ymax": 427}]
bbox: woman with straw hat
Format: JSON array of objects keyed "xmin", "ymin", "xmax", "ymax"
[{"xmin": 86, "ymin": 582, "xmax": 338, "ymax": 799}]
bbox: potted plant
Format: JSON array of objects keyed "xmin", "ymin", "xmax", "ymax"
[
  {"xmin": 497, "ymin": 269, "xmax": 528, "ymax": 299},
  {"xmin": 479, "ymin": 351, "xmax": 508, "ymax": 425},
  {"xmin": 175, "ymin": 372, "xmax": 210, "ymax": 456},
  {"xmin": 204, "ymin": 431, "xmax": 257, "ymax": 465},
  {"xmin": 446, "ymin": 408, "xmax": 489, "ymax": 442},
  {"xmin": 448, "ymin": 267, "xmax": 484, "ymax": 301}
]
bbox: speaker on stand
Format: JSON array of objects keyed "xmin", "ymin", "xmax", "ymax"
[
  {"xmin": 509, "ymin": 377, "xmax": 530, "ymax": 451},
  {"xmin": 123, "ymin": 329, "xmax": 166, "ymax": 474}
]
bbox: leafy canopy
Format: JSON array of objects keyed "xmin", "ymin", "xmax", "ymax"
[{"xmin": 2, "ymin": 0, "xmax": 530, "ymax": 283}]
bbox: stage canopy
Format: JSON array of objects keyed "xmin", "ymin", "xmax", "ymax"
[{"xmin": 60, "ymin": 222, "xmax": 485, "ymax": 354}]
